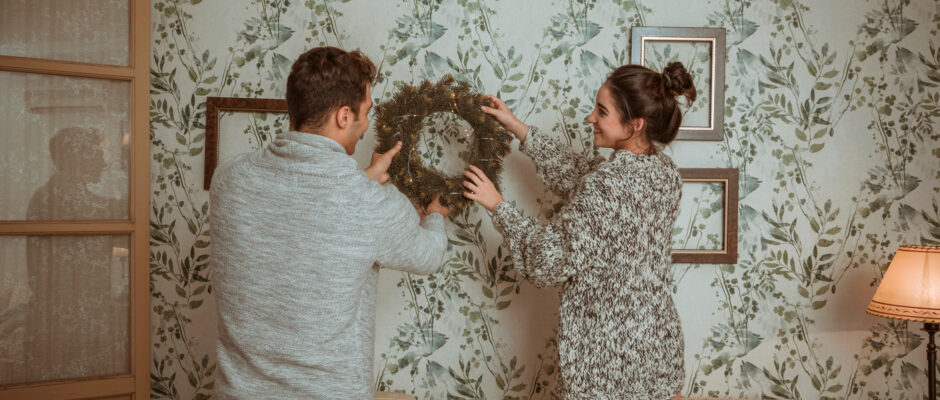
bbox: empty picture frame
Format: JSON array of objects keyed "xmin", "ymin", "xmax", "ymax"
[
  {"xmin": 672, "ymin": 168, "xmax": 738, "ymax": 264},
  {"xmin": 631, "ymin": 26, "xmax": 726, "ymax": 141},
  {"xmin": 203, "ymin": 97, "xmax": 287, "ymax": 189}
]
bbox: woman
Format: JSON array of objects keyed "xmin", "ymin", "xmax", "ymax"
[{"xmin": 462, "ymin": 62, "xmax": 696, "ymax": 399}]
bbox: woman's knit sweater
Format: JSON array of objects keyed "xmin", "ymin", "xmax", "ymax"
[{"xmin": 491, "ymin": 127, "xmax": 684, "ymax": 400}]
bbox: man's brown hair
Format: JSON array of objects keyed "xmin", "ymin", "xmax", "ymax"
[{"xmin": 286, "ymin": 47, "xmax": 377, "ymax": 130}]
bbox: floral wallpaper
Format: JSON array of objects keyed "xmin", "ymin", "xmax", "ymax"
[{"xmin": 148, "ymin": 0, "xmax": 940, "ymax": 399}]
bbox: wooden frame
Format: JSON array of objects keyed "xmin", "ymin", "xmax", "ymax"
[
  {"xmin": 631, "ymin": 26, "xmax": 726, "ymax": 141},
  {"xmin": 203, "ymin": 96, "xmax": 287, "ymax": 190},
  {"xmin": 672, "ymin": 168, "xmax": 738, "ymax": 264},
  {"xmin": 0, "ymin": 1, "xmax": 151, "ymax": 398}
]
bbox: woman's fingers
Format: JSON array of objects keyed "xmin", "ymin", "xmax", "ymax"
[
  {"xmin": 462, "ymin": 169, "xmax": 483, "ymax": 185},
  {"xmin": 481, "ymin": 94, "xmax": 507, "ymax": 114},
  {"xmin": 467, "ymin": 165, "xmax": 490, "ymax": 182},
  {"xmin": 484, "ymin": 94, "xmax": 505, "ymax": 109}
]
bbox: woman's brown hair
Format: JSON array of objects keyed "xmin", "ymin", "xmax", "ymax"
[{"xmin": 604, "ymin": 61, "xmax": 697, "ymax": 144}]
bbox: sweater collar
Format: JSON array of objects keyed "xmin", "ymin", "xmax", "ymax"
[
  {"xmin": 608, "ymin": 148, "xmax": 666, "ymax": 166},
  {"xmin": 265, "ymin": 131, "xmax": 360, "ymax": 174},
  {"xmin": 279, "ymin": 130, "xmax": 348, "ymax": 154}
]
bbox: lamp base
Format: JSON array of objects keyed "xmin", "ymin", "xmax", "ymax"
[{"xmin": 924, "ymin": 323, "xmax": 938, "ymax": 399}]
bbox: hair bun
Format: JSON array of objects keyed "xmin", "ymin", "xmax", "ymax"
[{"xmin": 661, "ymin": 61, "xmax": 697, "ymax": 106}]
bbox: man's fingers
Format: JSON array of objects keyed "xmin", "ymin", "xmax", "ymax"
[{"xmin": 383, "ymin": 141, "xmax": 403, "ymax": 160}]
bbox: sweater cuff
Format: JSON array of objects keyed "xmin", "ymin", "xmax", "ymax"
[
  {"xmin": 421, "ymin": 212, "xmax": 446, "ymax": 231},
  {"xmin": 517, "ymin": 126, "xmax": 541, "ymax": 156},
  {"xmin": 490, "ymin": 201, "xmax": 523, "ymax": 236}
]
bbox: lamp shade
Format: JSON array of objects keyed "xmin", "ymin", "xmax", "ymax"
[{"xmin": 867, "ymin": 245, "xmax": 940, "ymax": 323}]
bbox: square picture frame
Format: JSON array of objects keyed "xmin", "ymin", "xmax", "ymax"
[
  {"xmin": 631, "ymin": 26, "xmax": 726, "ymax": 141},
  {"xmin": 203, "ymin": 96, "xmax": 287, "ymax": 190},
  {"xmin": 672, "ymin": 168, "xmax": 738, "ymax": 264}
]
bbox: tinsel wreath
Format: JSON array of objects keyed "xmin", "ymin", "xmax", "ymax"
[{"xmin": 373, "ymin": 75, "xmax": 511, "ymax": 214}]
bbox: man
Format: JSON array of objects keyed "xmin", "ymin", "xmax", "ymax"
[{"xmin": 210, "ymin": 47, "xmax": 450, "ymax": 399}]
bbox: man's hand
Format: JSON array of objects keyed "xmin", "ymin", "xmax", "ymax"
[
  {"xmin": 424, "ymin": 194, "xmax": 451, "ymax": 218},
  {"xmin": 365, "ymin": 141, "xmax": 403, "ymax": 184}
]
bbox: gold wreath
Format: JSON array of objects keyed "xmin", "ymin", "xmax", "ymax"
[{"xmin": 373, "ymin": 75, "xmax": 511, "ymax": 214}]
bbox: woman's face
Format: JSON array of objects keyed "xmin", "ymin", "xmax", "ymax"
[{"xmin": 586, "ymin": 84, "xmax": 635, "ymax": 149}]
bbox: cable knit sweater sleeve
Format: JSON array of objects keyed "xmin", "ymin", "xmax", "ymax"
[
  {"xmin": 489, "ymin": 174, "xmax": 633, "ymax": 288},
  {"xmin": 519, "ymin": 126, "xmax": 605, "ymax": 200}
]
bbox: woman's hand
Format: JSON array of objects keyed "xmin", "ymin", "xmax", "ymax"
[
  {"xmin": 462, "ymin": 165, "xmax": 504, "ymax": 212},
  {"xmin": 481, "ymin": 95, "xmax": 529, "ymax": 142}
]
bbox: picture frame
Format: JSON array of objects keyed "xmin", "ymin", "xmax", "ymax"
[
  {"xmin": 672, "ymin": 168, "xmax": 738, "ymax": 264},
  {"xmin": 203, "ymin": 96, "xmax": 287, "ymax": 190},
  {"xmin": 630, "ymin": 26, "xmax": 726, "ymax": 141}
]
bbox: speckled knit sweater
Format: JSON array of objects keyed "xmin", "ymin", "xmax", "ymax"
[{"xmin": 490, "ymin": 127, "xmax": 684, "ymax": 400}]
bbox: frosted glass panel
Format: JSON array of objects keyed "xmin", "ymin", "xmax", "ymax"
[
  {"xmin": 0, "ymin": 0, "xmax": 130, "ymax": 66},
  {"xmin": 0, "ymin": 71, "xmax": 129, "ymax": 221},
  {"xmin": 0, "ymin": 235, "xmax": 130, "ymax": 385}
]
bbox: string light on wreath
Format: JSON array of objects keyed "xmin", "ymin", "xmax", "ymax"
[{"xmin": 373, "ymin": 75, "xmax": 511, "ymax": 215}]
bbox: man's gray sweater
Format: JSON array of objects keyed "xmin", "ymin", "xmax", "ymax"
[{"xmin": 209, "ymin": 131, "xmax": 447, "ymax": 399}]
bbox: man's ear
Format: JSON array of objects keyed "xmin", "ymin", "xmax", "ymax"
[{"xmin": 335, "ymin": 105, "xmax": 352, "ymax": 130}]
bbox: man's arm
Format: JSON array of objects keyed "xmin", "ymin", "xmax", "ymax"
[{"xmin": 373, "ymin": 187, "xmax": 449, "ymax": 275}]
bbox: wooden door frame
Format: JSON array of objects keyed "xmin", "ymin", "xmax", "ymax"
[{"xmin": 0, "ymin": 1, "xmax": 150, "ymax": 399}]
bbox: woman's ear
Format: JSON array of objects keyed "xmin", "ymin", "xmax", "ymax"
[{"xmin": 632, "ymin": 117, "xmax": 646, "ymax": 133}]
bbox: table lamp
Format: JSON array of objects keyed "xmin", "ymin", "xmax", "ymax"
[{"xmin": 866, "ymin": 245, "xmax": 940, "ymax": 398}]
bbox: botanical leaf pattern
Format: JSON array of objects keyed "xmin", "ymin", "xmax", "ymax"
[{"xmin": 149, "ymin": 0, "xmax": 940, "ymax": 399}]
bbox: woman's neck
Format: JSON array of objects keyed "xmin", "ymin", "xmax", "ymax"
[{"xmin": 615, "ymin": 136, "xmax": 653, "ymax": 155}]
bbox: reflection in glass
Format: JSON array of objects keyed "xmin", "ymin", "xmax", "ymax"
[
  {"xmin": 0, "ymin": 235, "xmax": 130, "ymax": 385},
  {"xmin": 27, "ymin": 128, "xmax": 126, "ymax": 221},
  {"xmin": 0, "ymin": 0, "xmax": 130, "ymax": 66},
  {"xmin": 0, "ymin": 71, "xmax": 129, "ymax": 220}
]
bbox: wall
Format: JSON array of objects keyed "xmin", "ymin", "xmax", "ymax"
[{"xmin": 148, "ymin": 0, "xmax": 940, "ymax": 399}]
